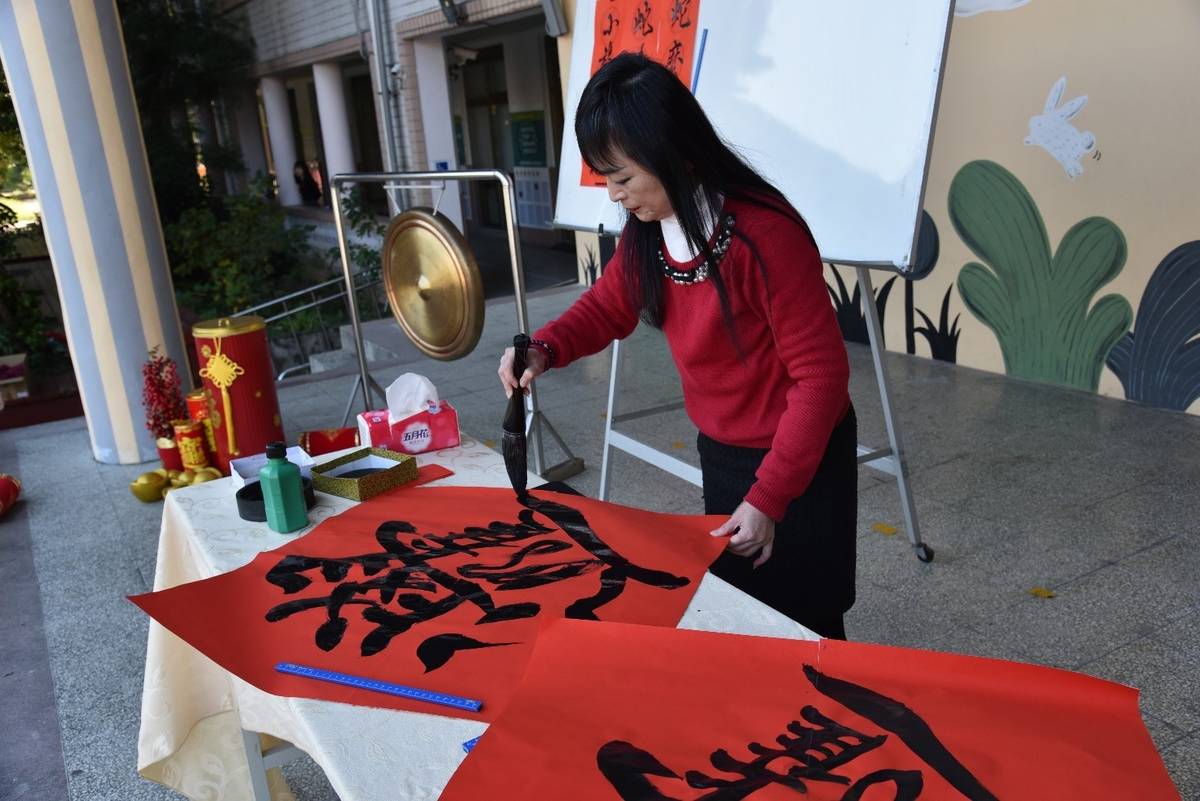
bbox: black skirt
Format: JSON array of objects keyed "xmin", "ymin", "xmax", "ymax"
[{"xmin": 697, "ymin": 406, "xmax": 857, "ymax": 639}]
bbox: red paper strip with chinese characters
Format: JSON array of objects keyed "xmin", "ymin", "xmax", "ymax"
[
  {"xmin": 130, "ymin": 486, "xmax": 726, "ymax": 721},
  {"xmin": 581, "ymin": 0, "xmax": 703, "ymax": 187},
  {"xmin": 439, "ymin": 619, "xmax": 1180, "ymax": 801}
]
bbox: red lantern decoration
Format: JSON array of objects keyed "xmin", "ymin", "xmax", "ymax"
[{"xmin": 0, "ymin": 473, "xmax": 21, "ymax": 518}]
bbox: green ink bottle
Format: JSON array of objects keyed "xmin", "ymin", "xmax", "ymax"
[{"xmin": 259, "ymin": 441, "xmax": 308, "ymax": 533}]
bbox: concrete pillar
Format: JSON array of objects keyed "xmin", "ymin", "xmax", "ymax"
[
  {"xmin": 259, "ymin": 75, "xmax": 302, "ymax": 206},
  {"xmin": 229, "ymin": 86, "xmax": 269, "ymax": 188},
  {"xmin": 0, "ymin": 0, "xmax": 189, "ymax": 464},
  {"xmin": 311, "ymin": 61, "xmax": 356, "ymax": 181},
  {"xmin": 412, "ymin": 38, "xmax": 464, "ymax": 229}
]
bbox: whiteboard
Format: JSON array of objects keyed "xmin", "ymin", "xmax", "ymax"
[{"xmin": 554, "ymin": 0, "xmax": 955, "ymax": 271}]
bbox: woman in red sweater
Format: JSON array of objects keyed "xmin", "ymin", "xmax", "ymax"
[{"xmin": 498, "ymin": 53, "xmax": 856, "ymax": 639}]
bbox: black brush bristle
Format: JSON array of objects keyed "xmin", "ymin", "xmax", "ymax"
[{"xmin": 502, "ymin": 334, "xmax": 530, "ymax": 496}]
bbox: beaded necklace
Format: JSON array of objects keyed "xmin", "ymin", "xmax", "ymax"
[{"xmin": 657, "ymin": 213, "xmax": 736, "ymax": 285}]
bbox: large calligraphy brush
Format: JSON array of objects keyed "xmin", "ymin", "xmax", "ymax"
[{"xmin": 502, "ymin": 333, "xmax": 530, "ymax": 497}]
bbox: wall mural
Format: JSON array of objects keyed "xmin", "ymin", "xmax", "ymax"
[
  {"xmin": 949, "ymin": 159, "xmax": 1132, "ymax": 392},
  {"xmin": 826, "ymin": 212, "xmax": 962, "ymax": 363},
  {"xmin": 906, "ymin": 211, "xmax": 962, "ymax": 364},
  {"xmin": 1025, "ymin": 76, "xmax": 1097, "ymax": 179},
  {"xmin": 1106, "ymin": 241, "xmax": 1200, "ymax": 411},
  {"xmin": 817, "ymin": 4, "xmax": 1197, "ymax": 416},
  {"xmin": 826, "ymin": 265, "xmax": 897, "ymax": 347}
]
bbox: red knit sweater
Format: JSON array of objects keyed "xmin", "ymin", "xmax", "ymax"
[{"xmin": 535, "ymin": 196, "xmax": 851, "ymax": 521}]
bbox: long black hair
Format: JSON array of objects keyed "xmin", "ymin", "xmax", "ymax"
[{"xmin": 576, "ymin": 53, "xmax": 812, "ymax": 335}]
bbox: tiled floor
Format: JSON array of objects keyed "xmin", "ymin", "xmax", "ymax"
[{"xmin": 2, "ymin": 284, "xmax": 1196, "ymax": 800}]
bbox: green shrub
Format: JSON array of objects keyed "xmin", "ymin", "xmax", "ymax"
[{"xmin": 167, "ymin": 182, "xmax": 314, "ymax": 319}]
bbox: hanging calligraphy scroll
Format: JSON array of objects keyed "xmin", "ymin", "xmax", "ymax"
[
  {"xmin": 439, "ymin": 620, "xmax": 1180, "ymax": 801},
  {"xmin": 581, "ymin": 0, "xmax": 704, "ymax": 187},
  {"xmin": 130, "ymin": 487, "xmax": 726, "ymax": 721}
]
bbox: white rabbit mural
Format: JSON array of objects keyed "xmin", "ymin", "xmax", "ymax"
[
  {"xmin": 956, "ymin": 0, "xmax": 1031, "ymax": 16},
  {"xmin": 1025, "ymin": 76, "xmax": 1097, "ymax": 179}
]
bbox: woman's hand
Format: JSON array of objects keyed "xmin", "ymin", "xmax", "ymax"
[
  {"xmin": 498, "ymin": 346, "xmax": 548, "ymax": 397},
  {"xmin": 710, "ymin": 501, "xmax": 776, "ymax": 568}
]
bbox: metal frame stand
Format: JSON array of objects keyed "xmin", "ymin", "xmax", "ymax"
[
  {"xmin": 854, "ymin": 266, "xmax": 932, "ymax": 563},
  {"xmin": 597, "ymin": 268, "xmax": 932, "ymax": 563},
  {"xmin": 241, "ymin": 730, "xmax": 303, "ymax": 801},
  {"xmin": 330, "ymin": 170, "xmax": 582, "ymax": 481},
  {"xmin": 340, "ymin": 372, "xmax": 388, "ymax": 427}
]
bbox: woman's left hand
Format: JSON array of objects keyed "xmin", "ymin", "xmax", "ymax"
[{"xmin": 710, "ymin": 501, "xmax": 776, "ymax": 568}]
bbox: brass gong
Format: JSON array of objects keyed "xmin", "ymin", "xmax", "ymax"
[{"xmin": 381, "ymin": 208, "xmax": 484, "ymax": 361}]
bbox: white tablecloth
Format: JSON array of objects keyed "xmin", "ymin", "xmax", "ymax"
[{"xmin": 137, "ymin": 435, "xmax": 818, "ymax": 801}]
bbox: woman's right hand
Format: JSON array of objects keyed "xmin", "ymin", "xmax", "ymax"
[{"xmin": 498, "ymin": 346, "xmax": 548, "ymax": 398}]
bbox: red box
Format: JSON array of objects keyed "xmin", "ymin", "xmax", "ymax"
[
  {"xmin": 298, "ymin": 427, "xmax": 361, "ymax": 457},
  {"xmin": 357, "ymin": 401, "xmax": 461, "ymax": 455}
]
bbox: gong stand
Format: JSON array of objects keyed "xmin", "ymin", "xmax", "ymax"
[{"xmin": 330, "ymin": 170, "xmax": 584, "ymax": 482}]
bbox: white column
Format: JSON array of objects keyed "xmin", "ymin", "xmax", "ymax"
[
  {"xmin": 412, "ymin": 38, "xmax": 464, "ymax": 229},
  {"xmin": 312, "ymin": 61, "xmax": 356, "ymax": 182},
  {"xmin": 259, "ymin": 76, "xmax": 301, "ymax": 206},
  {"xmin": 0, "ymin": 0, "xmax": 188, "ymax": 463}
]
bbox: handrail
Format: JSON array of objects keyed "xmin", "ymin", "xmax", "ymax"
[{"xmin": 229, "ymin": 272, "xmax": 388, "ymax": 382}]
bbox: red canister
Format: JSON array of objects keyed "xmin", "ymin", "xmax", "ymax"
[
  {"xmin": 192, "ymin": 316, "xmax": 285, "ymax": 473},
  {"xmin": 186, "ymin": 388, "xmax": 218, "ymax": 459},
  {"xmin": 173, "ymin": 419, "xmax": 210, "ymax": 471}
]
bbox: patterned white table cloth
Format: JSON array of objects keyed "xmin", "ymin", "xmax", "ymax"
[{"xmin": 136, "ymin": 435, "xmax": 818, "ymax": 801}]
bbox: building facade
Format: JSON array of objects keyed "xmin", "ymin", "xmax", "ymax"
[{"xmin": 218, "ymin": 0, "xmax": 581, "ymax": 285}]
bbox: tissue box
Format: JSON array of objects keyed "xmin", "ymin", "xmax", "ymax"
[
  {"xmin": 310, "ymin": 447, "xmax": 418, "ymax": 501},
  {"xmin": 230, "ymin": 445, "xmax": 315, "ymax": 490},
  {"xmin": 357, "ymin": 401, "xmax": 461, "ymax": 455}
]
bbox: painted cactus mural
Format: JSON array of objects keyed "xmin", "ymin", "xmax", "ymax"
[
  {"xmin": 1106, "ymin": 241, "xmax": 1200, "ymax": 411},
  {"xmin": 949, "ymin": 160, "xmax": 1132, "ymax": 391}
]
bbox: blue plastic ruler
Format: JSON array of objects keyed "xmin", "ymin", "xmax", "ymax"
[{"xmin": 275, "ymin": 662, "xmax": 483, "ymax": 713}]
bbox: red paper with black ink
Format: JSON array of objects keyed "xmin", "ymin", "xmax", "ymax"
[
  {"xmin": 130, "ymin": 486, "xmax": 726, "ymax": 721},
  {"xmin": 439, "ymin": 620, "xmax": 1180, "ymax": 800},
  {"xmin": 582, "ymin": 0, "xmax": 703, "ymax": 187}
]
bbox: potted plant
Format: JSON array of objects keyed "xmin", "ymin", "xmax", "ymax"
[{"xmin": 142, "ymin": 346, "xmax": 188, "ymax": 469}]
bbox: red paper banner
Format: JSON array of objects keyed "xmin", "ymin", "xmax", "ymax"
[
  {"xmin": 131, "ymin": 487, "xmax": 726, "ymax": 721},
  {"xmin": 581, "ymin": 0, "xmax": 703, "ymax": 187},
  {"xmin": 440, "ymin": 620, "xmax": 1180, "ymax": 800}
]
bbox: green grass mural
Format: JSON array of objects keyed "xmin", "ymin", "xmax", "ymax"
[{"xmin": 949, "ymin": 160, "xmax": 1132, "ymax": 391}]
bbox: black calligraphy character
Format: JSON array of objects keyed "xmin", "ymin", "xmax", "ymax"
[
  {"xmin": 602, "ymin": 11, "xmax": 619, "ymax": 36},
  {"xmin": 632, "ymin": 0, "xmax": 654, "ymax": 37},
  {"xmin": 265, "ymin": 495, "xmax": 693, "ymax": 670},
  {"xmin": 599, "ymin": 707, "xmax": 913, "ymax": 800},
  {"xmin": 596, "ymin": 665, "xmax": 1003, "ymax": 801},
  {"xmin": 265, "ymin": 512, "xmax": 560, "ymax": 663},
  {"xmin": 665, "ymin": 40, "xmax": 684, "ymax": 74},
  {"xmin": 517, "ymin": 493, "xmax": 690, "ymax": 620},
  {"xmin": 803, "ymin": 665, "xmax": 999, "ymax": 801},
  {"xmin": 599, "ymin": 40, "xmax": 615, "ymax": 66},
  {"xmin": 671, "ymin": 0, "xmax": 693, "ymax": 28}
]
